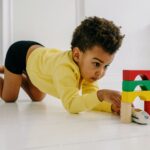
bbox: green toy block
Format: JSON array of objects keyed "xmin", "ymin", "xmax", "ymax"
[{"xmin": 122, "ymin": 80, "xmax": 150, "ymax": 91}]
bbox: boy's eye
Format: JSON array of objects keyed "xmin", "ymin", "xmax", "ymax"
[{"xmin": 93, "ymin": 62, "xmax": 100, "ymax": 67}]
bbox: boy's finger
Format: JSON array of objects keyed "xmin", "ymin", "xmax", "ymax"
[{"xmin": 113, "ymin": 99, "xmax": 120, "ymax": 107}]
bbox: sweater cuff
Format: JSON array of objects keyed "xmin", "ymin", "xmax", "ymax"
[
  {"xmin": 85, "ymin": 92, "xmax": 101, "ymax": 110},
  {"xmin": 92, "ymin": 101, "xmax": 112, "ymax": 113}
]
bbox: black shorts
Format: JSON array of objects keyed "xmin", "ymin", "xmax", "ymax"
[{"xmin": 5, "ymin": 41, "xmax": 44, "ymax": 74}]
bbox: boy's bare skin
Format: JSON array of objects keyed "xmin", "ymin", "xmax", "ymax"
[{"xmin": 0, "ymin": 45, "xmax": 45, "ymax": 102}]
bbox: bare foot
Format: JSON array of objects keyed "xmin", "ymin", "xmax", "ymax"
[{"xmin": 0, "ymin": 66, "xmax": 4, "ymax": 73}]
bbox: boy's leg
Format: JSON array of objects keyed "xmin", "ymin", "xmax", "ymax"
[
  {"xmin": 0, "ymin": 67, "xmax": 22, "ymax": 102},
  {"xmin": 0, "ymin": 65, "xmax": 4, "ymax": 73},
  {"xmin": 0, "ymin": 67, "xmax": 45, "ymax": 102},
  {"xmin": 21, "ymin": 73, "xmax": 46, "ymax": 101},
  {"xmin": 0, "ymin": 77, "xmax": 3, "ymax": 97},
  {"xmin": 0, "ymin": 65, "xmax": 45, "ymax": 102}
]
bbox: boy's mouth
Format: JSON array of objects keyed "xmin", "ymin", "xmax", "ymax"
[{"xmin": 91, "ymin": 77, "xmax": 98, "ymax": 81}]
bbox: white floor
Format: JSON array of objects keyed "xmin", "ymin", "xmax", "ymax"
[{"xmin": 0, "ymin": 96, "xmax": 150, "ymax": 150}]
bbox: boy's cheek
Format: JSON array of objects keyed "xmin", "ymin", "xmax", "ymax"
[{"xmin": 99, "ymin": 72, "xmax": 105, "ymax": 79}]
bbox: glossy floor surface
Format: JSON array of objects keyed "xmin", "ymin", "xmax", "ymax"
[{"xmin": 0, "ymin": 97, "xmax": 150, "ymax": 150}]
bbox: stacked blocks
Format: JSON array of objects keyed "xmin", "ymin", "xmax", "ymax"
[{"xmin": 121, "ymin": 70, "xmax": 150, "ymax": 123}]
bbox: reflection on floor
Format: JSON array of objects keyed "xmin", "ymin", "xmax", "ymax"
[{"xmin": 0, "ymin": 96, "xmax": 150, "ymax": 150}]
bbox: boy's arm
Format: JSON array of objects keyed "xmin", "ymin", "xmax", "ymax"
[
  {"xmin": 82, "ymin": 81, "xmax": 112, "ymax": 113},
  {"xmin": 53, "ymin": 66, "xmax": 101, "ymax": 113},
  {"xmin": 53, "ymin": 66, "xmax": 112, "ymax": 113},
  {"xmin": 92, "ymin": 101, "xmax": 112, "ymax": 113}
]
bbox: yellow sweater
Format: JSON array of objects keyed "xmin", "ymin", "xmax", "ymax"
[{"xmin": 26, "ymin": 47, "xmax": 112, "ymax": 113}]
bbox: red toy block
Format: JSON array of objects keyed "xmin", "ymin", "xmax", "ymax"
[
  {"xmin": 123, "ymin": 70, "xmax": 150, "ymax": 81},
  {"xmin": 144, "ymin": 101, "xmax": 150, "ymax": 115}
]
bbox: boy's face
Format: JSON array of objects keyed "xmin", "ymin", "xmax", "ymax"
[{"xmin": 72, "ymin": 46, "xmax": 115, "ymax": 82}]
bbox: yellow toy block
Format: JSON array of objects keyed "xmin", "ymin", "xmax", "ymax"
[
  {"xmin": 122, "ymin": 91, "xmax": 150, "ymax": 103},
  {"xmin": 121, "ymin": 91, "xmax": 150, "ymax": 123}
]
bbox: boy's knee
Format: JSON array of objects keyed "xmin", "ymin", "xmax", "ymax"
[
  {"xmin": 31, "ymin": 94, "xmax": 45, "ymax": 102},
  {"xmin": 3, "ymin": 98, "xmax": 17, "ymax": 103},
  {"xmin": 32, "ymin": 97, "xmax": 44, "ymax": 102},
  {"xmin": 1, "ymin": 95, "xmax": 17, "ymax": 103}
]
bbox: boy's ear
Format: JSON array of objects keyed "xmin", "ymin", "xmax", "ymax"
[{"xmin": 72, "ymin": 47, "xmax": 81, "ymax": 62}]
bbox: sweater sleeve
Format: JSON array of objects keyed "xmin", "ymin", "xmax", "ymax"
[
  {"xmin": 82, "ymin": 81, "xmax": 99, "ymax": 94},
  {"xmin": 82, "ymin": 81, "xmax": 112, "ymax": 113},
  {"xmin": 53, "ymin": 66, "xmax": 101, "ymax": 114}
]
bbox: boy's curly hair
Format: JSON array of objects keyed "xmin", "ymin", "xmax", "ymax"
[{"xmin": 71, "ymin": 16, "xmax": 124, "ymax": 54}]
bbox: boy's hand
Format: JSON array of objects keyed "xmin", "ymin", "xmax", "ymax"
[
  {"xmin": 111, "ymin": 103, "xmax": 120, "ymax": 115},
  {"xmin": 97, "ymin": 89, "xmax": 121, "ymax": 109}
]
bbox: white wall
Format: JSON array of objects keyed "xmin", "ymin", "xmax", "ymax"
[
  {"xmin": 1, "ymin": 0, "xmax": 13, "ymax": 63},
  {"xmin": 0, "ymin": 0, "xmax": 2, "ymax": 64},
  {"xmin": 13, "ymin": 0, "xmax": 76, "ymax": 50},
  {"xmin": 11, "ymin": 0, "xmax": 77, "ymax": 99},
  {"xmin": 85, "ymin": 0, "xmax": 150, "ymax": 91}
]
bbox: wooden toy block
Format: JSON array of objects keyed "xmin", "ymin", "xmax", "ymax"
[
  {"xmin": 144, "ymin": 101, "xmax": 150, "ymax": 115},
  {"xmin": 122, "ymin": 80, "xmax": 150, "ymax": 91},
  {"xmin": 122, "ymin": 91, "xmax": 150, "ymax": 103},
  {"xmin": 121, "ymin": 102, "xmax": 132, "ymax": 123},
  {"xmin": 123, "ymin": 70, "xmax": 150, "ymax": 81}
]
